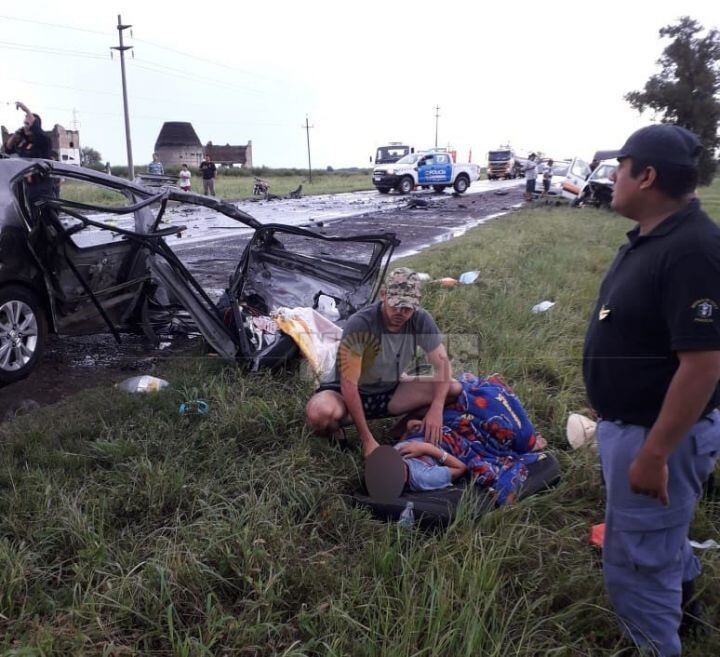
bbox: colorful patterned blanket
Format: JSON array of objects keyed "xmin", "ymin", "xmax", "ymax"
[{"xmin": 408, "ymin": 373, "xmax": 543, "ymax": 505}]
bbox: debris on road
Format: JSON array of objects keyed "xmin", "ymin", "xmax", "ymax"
[{"xmin": 116, "ymin": 375, "xmax": 169, "ymax": 393}]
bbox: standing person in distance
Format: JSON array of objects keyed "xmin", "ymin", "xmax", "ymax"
[
  {"xmin": 178, "ymin": 163, "xmax": 192, "ymax": 192},
  {"xmin": 524, "ymin": 153, "xmax": 538, "ymax": 202},
  {"xmin": 200, "ymin": 154, "xmax": 217, "ymax": 196}
]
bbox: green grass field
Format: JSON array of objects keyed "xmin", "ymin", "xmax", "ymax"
[
  {"xmin": 1, "ymin": 182, "xmax": 718, "ymax": 655},
  {"xmin": 59, "ymin": 172, "xmax": 375, "ymax": 207}
]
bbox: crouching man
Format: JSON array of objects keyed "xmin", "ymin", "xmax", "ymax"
[{"xmin": 306, "ymin": 267, "xmax": 462, "ymax": 457}]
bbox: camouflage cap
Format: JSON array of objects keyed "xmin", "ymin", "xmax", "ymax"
[{"xmin": 384, "ymin": 267, "xmax": 421, "ymax": 308}]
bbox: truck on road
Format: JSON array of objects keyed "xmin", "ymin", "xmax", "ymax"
[
  {"xmin": 372, "ymin": 149, "xmax": 480, "ymax": 194},
  {"xmin": 374, "ymin": 143, "xmax": 414, "ymax": 165},
  {"xmin": 487, "ymin": 147, "xmax": 523, "ymax": 180}
]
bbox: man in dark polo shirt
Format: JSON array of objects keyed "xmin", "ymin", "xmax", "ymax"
[
  {"xmin": 306, "ymin": 267, "xmax": 462, "ymax": 457},
  {"xmin": 584, "ymin": 124, "xmax": 720, "ymax": 657}
]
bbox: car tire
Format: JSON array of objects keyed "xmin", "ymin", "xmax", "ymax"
[
  {"xmin": 396, "ymin": 176, "xmax": 414, "ymax": 194},
  {"xmin": 453, "ymin": 175, "xmax": 470, "ymax": 194},
  {"xmin": 0, "ymin": 285, "xmax": 47, "ymax": 385},
  {"xmin": 377, "ymin": 187, "xmax": 390, "ymax": 194},
  {"xmin": 433, "ymin": 185, "xmax": 446, "ymax": 193}
]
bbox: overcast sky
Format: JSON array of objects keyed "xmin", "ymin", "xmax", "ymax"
[{"xmin": 0, "ymin": 1, "xmax": 717, "ymax": 169}]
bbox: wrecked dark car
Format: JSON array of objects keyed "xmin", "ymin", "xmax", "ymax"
[{"xmin": 0, "ymin": 158, "xmax": 398, "ymax": 384}]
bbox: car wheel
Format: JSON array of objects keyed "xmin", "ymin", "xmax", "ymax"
[
  {"xmin": 453, "ymin": 175, "xmax": 469, "ymax": 194},
  {"xmin": 396, "ymin": 176, "xmax": 414, "ymax": 194},
  {"xmin": 377, "ymin": 187, "xmax": 390, "ymax": 194},
  {"xmin": 433, "ymin": 185, "xmax": 446, "ymax": 193},
  {"xmin": 0, "ymin": 285, "xmax": 47, "ymax": 385}
]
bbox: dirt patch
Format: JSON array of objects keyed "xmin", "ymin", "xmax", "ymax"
[{"xmin": 0, "ymin": 186, "xmax": 524, "ymax": 422}]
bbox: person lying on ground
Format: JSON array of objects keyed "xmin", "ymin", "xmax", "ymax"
[
  {"xmin": 369, "ymin": 373, "xmax": 548, "ymax": 504},
  {"xmin": 305, "ymin": 267, "xmax": 462, "ymax": 457},
  {"xmin": 394, "ymin": 419, "xmax": 468, "ymax": 491}
]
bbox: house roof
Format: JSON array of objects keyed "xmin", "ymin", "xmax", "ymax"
[
  {"xmin": 155, "ymin": 122, "xmax": 202, "ymax": 148},
  {"xmin": 204, "ymin": 142, "xmax": 248, "ymax": 163}
]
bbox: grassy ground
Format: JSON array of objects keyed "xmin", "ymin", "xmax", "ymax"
[
  {"xmin": 58, "ymin": 172, "xmax": 375, "ymax": 207},
  {"xmin": 1, "ymin": 183, "xmax": 719, "ymax": 655}
]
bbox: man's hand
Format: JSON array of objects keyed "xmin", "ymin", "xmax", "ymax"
[
  {"xmin": 360, "ymin": 430, "xmax": 379, "ymax": 459},
  {"xmin": 421, "ymin": 405, "xmax": 444, "ymax": 445},
  {"xmin": 629, "ymin": 450, "xmax": 669, "ymax": 505}
]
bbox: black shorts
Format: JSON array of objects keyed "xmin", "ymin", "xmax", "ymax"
[
  {"xmin": 542, "ymin": 178, "xmax": 551, "ymax": 192},
  {"xmin": 315, "ymin": 383, "xmax": 398, "ymax": 419},
  {"xmin": 525, "ymin": 179, "xmax": 536, "ymax": 194}
]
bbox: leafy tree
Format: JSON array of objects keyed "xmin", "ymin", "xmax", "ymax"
[
  {"xmin": 80, "ymin": 146, "xmax": 102, "ymax": 166},
  {"xmin": 625, "ymin": 16, "xmax": 720, "ymax": 185}
]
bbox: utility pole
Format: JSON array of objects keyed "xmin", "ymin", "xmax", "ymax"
[
  {"xmin": 111, "ymin": 15, "xmax": 134, "ymax": 179},
  {"xmin": 302, "ymin": 115, "xmax": 314, "ymax": 183},
  {"xmin": 434, "ymin": 105, "xmax": 440, "ymax": 148}
]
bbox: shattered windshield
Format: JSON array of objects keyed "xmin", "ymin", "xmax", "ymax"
[
  {"xmin": 591, "ymin": 163, "xmax": 617, "ymax": 181},
  {"xmin": 489, "ymin": 151, "xmax": 511, "ymax": 161}
]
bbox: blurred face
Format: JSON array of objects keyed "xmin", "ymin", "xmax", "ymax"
[
  {"xmin": 380, "ymin": 292, "xmax": 415, "ymax": 332},
  {"xmin": 610, "ymin": 158, "xmax": 647, "ymax": 218}
]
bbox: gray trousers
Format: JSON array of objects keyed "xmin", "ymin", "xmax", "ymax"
[
  {"xmin": 203, "ymin": 178, "xmax": 216, "ymax": 196},
  {"xmin": 598, "ymin": 411, "xmax": 720, "ymax": 656}
]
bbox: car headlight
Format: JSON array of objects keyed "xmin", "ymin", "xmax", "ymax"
[{"xmin": 386, "ymin": 168, "xmax": 395, "ymax": 175}]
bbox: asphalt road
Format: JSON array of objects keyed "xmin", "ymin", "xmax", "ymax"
[{"xmin": 1, "ymin": 180, "xmax": 524, "ymax": 421}]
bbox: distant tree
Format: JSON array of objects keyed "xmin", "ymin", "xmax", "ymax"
[
  {"xmin": 625, "ymin": 16, "xmax": 720, "ymax": 185},
  {"xmin": 326, "ymin": 165, "xmax": 334, "ymax": 172},
  {"xmin": 81, "ymin": 146, "xmax": 102, "ymax": 166}
]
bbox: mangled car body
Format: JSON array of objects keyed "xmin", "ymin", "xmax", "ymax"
[
  {"xmin": 575, "ymin": 160, "xmax": 616, "ymax": 208},
  {"xmin": 0, "ymin": 158, "xmax": 397, "ymax": 383}
]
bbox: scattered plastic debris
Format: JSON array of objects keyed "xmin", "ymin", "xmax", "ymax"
[
  {"xmin": 416, "ymin": 272, "xmax": 432, "ymax": 282},
  {"xmin": 179, "ymin": 400, "xmax": 210, "ymax": 415},
  {"xmin": 531, "ymin": 300, "xmax": 555, "ymax": 313},
  {"xmin": 317, "ymin": 294, "xmax": 341, "ymax": 321},
  {"xmin": 690, "ymin": 539, "xmax": 720, "ymax": 550},
  {"xmin": 458, "ymin": 270, "xmax": 480, "ymax": 285},
  {"xmin": 116, "ymin": 375, "xmax": 169, "ymax": 393},
  {"xmin": 566, "ymin": 413, "xmax": 597, "ymax": 450},
  {"xmin": 589, "ymin": 523, "xmax": 605, "ymax": 548}
]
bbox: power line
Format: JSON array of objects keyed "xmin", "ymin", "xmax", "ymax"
[
  {"xmin": 131, "ymin": 59, "xmax": 265, "ymax": 96},
  {"xmin": 1, "ymin": 13, "xmax": 282, "ymax": 88},
  {"xmin": 2, "ymin": 78, "xmax": 288, "ymax": 124},
  {"xmin": 0, "ymin": 14, "xmax": 110, "ymax": 36},
  {"xmin": 0, "ymin": 39, "xmax": 107, "ymax": 60}
]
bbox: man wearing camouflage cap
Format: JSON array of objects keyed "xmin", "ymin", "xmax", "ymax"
[{"xmin": 306, "ymin": 267, "xmax": 461, "ymax": 457}]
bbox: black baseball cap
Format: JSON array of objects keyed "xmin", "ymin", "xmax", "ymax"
[{"xmin": 602, "ymin": 124, "xmax": 702, "ymax": 168}]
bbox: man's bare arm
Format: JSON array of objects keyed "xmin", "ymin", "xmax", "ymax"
[
  {"xmin": 630, "ymin": 350, "xmax": 720, "ymax": 503},
  {"xmin": 422, "ymin": 343, "xmax": 453, "ymax": 443}
]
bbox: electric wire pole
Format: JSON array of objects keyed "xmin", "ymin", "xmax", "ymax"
[
  {"xmin": 303, "ymin": 115, "xmax": 314, "ymax": 183},
  {"xmin": 434, "ymin": 105, "xmax": 440, "ymax": 148},
  {"xmin": 111, "ymin": 15, "xmax": 134, "ymax": 179}
]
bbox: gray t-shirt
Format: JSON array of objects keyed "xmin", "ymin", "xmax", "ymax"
[{"xmin": 333, "ymin": 302, "xmax": 442, "ymax": 393}]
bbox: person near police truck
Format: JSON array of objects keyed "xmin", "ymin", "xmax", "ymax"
[{"xmin": 583, "ymin": 124, "xmax": 720, "ymax": 657}]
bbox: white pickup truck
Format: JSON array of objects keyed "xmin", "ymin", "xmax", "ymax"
[{"xmin": 372, "ymin": 149, "xmax": 480, "ymax": 194}]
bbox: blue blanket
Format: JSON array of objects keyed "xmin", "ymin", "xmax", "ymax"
[{"xmin": 408, "ymin": 373, "xmax": 543, "ymax": 505}]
